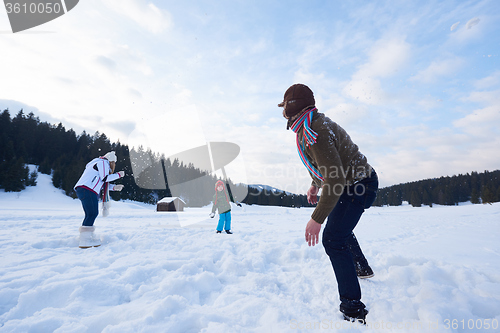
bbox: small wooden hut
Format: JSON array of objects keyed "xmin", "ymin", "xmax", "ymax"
[{"xmin": 157, "ymin": 197, "xmax": 186, "ymax": 212}]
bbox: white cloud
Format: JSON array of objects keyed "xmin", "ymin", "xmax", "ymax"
[
  {"xmin": 474, "ymin": 71, "xmax": 500, "ymax": 90},
  {"xmin": 454, "ymin": 89, "xmax": 500, "ymax": 138},
  {"xmin": 94, "ymin": 55, "xmax": 117, "ymax": 72},
  {"xmin": 1, "ymin": 0, "xmax": 499, "ymax": 192},
  {"xmin": 342, "ymin": 78, "xmax": 386, "ymax": 105},
  {"xmin": 0, "ymin": 0, "xmax": 180, "ymax": 143},
  {"xmin": 371, "ymin": 86, "xmax": 500, "ymax": 186},
  {"xmin": 464, "ymin": 89, "xmax": 500, "ymax": 105},
  {"xmin": 370, "ymin": 123, "xmax": 500, "ymax": 187},
  {"xmin": 128, "ymin": 104, "xmax": 206, "ymax": 157},
  {"xmin": 454, "ymin": 105, "xmax": 500, "ymax": 136},
  {"xmin": 324, "ymin": 103, "xmax": 369, "ymax": 127},
  {"xmin": 343, "ymin": 37, "xmax": 411, "ymax": 105},
  {"xmin": 447, "ymin": 16, "xmax": 484, "ymax": 44},
  {"xmin": 450, "ymin": 21, "xmax": 460, "ymax": 31},
  {"xmin": 466, "ymin": 17, "xmax": 480, "ymax": 29},
  {"xmin": 102, "ymin": 0, "xmax": 172, "ymax": 34},
  {"xmin": 417, "ymin": 96, "xmax": 443, "ymax": 111},
  {"xmin": 354, "ymin": 38, "xmax": 411, "ymax": 79},
  {"xmin": 410, "ymin": 57, "xmax": 464, "ymax": 83}
]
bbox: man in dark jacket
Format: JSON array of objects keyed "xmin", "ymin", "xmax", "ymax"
[{"xmin": 279, "ymin": 84, "xmax": 379, "ymax": 324}]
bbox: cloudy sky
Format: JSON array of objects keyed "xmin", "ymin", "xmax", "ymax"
[{"xmin": 1, "ymin": 0, "xmax": 499, "ymax": 193}]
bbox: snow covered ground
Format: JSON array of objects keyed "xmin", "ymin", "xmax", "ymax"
[{"xmin": 1, "ymin": 172, "xmax": 500, "ymax": 333}]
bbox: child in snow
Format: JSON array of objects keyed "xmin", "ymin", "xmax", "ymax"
[
  {"xmin": 74, "ymin": 151, "xmax": 125, "ymax": 248},
  {"xmin": 278, "ymin": 84, "xmax": 378, "ymax": 324},
  {"xmin": 209, "ymin": 180, "xmax": 241, "ymax": 234}
]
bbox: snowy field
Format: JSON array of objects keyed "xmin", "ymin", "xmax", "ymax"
[{"xmin": 1, "ymin": 172, "xmax": 500, "ymax": 333}]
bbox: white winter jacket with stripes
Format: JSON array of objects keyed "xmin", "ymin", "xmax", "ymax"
[{"xmin": 74, "ymin": 158, "xmax": 122, "ymax": 194}]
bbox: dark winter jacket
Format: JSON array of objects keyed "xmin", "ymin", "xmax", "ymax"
[{"xmin": 297, "ymin": 109, "xmax": 372, "ymax": 224}]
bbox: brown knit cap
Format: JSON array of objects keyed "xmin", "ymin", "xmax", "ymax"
[{"xmin": 278, "ymin": 84, "xmax": 315, "ymax": 118}]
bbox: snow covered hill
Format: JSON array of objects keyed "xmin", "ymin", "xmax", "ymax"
[{"xmin": 1, "ymin": 172, "xmax": 499, "ymax": 332}]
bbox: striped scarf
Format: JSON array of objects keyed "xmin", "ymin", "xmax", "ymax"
[{"xmin": 290, "ymin": 107, "xmax": 325, "ymax": 182}]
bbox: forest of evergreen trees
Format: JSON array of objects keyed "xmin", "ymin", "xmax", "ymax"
[
  {"xmin": 1, "ymin": 109, "xmax": 499, "ymax": 208},
  {"xmin": 0, "ymin": 109, "xmax": 249, "ymax": 206},
  {"xmin": 243, "ymin": 185, "xmax": 313, "ymax": 208},
  {"xmin": 373, "ymin": 170, "xmax": 500, "ymax": 207},
  {"xmin": 0, "ymin": 109, "xmax": 311, "ymax": 207}
]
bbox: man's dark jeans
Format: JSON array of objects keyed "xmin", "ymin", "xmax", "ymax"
[
  {"xmin": 347, "ymin": 233, "xmax": 369, "ymax": 271},
  {"xmin": 76, "ymin": 186, "xmax": 99, "ymax": 226},
  {"xmin": 322, "ymin": 170, "xmax": 378, "ymax": 311}
]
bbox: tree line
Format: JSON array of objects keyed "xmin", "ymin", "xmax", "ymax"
[
  {"xmin": 373, "ymin": 170, "xmax": 500, "ymax": 207},
  {"xmin": 242, "ymin": 185, "xmax": 313, "ymax": 208},
  {"xmin": 2, "ymin": 109, "xmax": 499, "ymax": 208},
  {"xmin": 0, "ymin": 109, "xmax": 309, "ymax": 207},
  {"xmin": 0, "ymin": 109, "xmax": 248, "ymax": 206}
]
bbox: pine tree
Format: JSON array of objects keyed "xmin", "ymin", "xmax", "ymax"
[
  {"xmin": 26, "ymin": 169, "xmax": 38, "ymax": 186},
  {"xmin": 39, "ymin": 157, "xmax": 52, "ymax": 175},
  {"xmin": 0, "ymin": 110, "xmax": 12, "ymax": 161},
  {"xmin": 481, "ymin": 185, "xmax": 495, "ymax": 204},
  {"xmin": 387, "ymin": 188, "xmax": 402, "ymax": 206},
  {"xmin": 422, "ymin": 189, "xmax": 432, "ymax": 207},
  {"xmin": 410, "ymin": 191, "xmax": 422, "ymax": 207},
  {"xmin": 1, "ymin": 158, "xmax": 29, "ymax": 192},
  {"xmin": 471, "ymin": 188, "xmax": 480, "ymax": 204}
]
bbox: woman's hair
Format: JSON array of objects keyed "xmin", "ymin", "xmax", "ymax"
[{"xmin": 109, "ymin": 161, "xmax": 116, "ymax": 174}]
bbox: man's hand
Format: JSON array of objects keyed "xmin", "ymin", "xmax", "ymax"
[
  {"xmin": 305, "ymin": 218, "xmax": 321, "ymax": 246},
  {"xmin": 307, "ymin": 185, "xmax": 320, "ymax": 205}
]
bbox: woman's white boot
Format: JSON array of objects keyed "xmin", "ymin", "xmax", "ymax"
[{"xmin": 79, "ymin": 226, "xmax": 101, "ymax": 248}]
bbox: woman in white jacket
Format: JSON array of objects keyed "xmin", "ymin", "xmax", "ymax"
[{"xmin": 74, "ymin": 151, "xmax": 125, "ymax": 248}]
